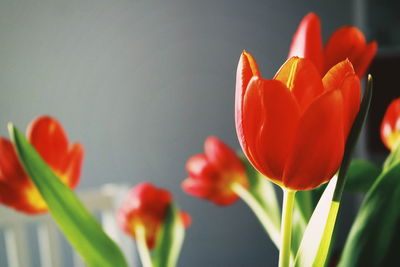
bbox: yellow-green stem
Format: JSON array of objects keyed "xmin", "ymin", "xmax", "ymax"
[
  {"xmin": 314, "ymin": 201, "xmax": 340, "ymax": 266},
  {"xmin": 279, "ymin": 189, "xmax": 296, "ymax": 267},
  {"xmin": 134, "ymin": 224, "xmax": 153, "ymax": 267},
  {"xmin": 231, "ymin": 182, "xmax": 280, "ymax": 247}
]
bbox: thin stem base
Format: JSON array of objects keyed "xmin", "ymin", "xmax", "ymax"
[{"xmin": 278, "ymin": 189, "xmax": 296, "ymax": 267}]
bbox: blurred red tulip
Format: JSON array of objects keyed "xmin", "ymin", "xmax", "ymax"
[
  {"xmin": 0, "ymin": 116, "xmax": 83, "ymax": 214},
  {"xmin": 117, "ymin": 183, "xmax": 190, "ymax": 250},
  {"xmin": 381, "ymin": 98, "xmax": 400, "ymax": 151},
  {"xmin": 182, "ymin": 137, "xmax": 248, "ymax": 205},
  {"xmin": 236, "ymin": 52, "xmax": 361, "ymax": 190},
  {"xmin": 288, "ymin": 12, "xmax": 377, "ymax": 78}
]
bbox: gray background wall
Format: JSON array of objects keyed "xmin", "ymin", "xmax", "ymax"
[{"xmin": 0, "ymin": 0, "xmax": 354, "ymax": 266}]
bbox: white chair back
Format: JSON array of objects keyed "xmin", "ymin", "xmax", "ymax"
[{"xmin": 0, "ymin": 184, "xmax": 136, "ymax": 267}]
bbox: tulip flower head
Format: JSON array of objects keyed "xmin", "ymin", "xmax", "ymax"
[
  {"xmin": 236, "ymin": 52, "xmax": 361, "ymax": 191},
  {"xmin": 288, "ymin": 12, "xmax": 377, "ymax": 78},
  {"xmin": 0, "ymin": 116, "xmax": 84, "ymax": 214},
  {"xmin": 381, "ymin": 98, "xmax": 400, "ymax": 151},
  {"xmin": 182, "ymin": 137, "xmax": 248, "ymax": 206},
  {"xmin": 117, "ymin": 183, "xmax": 190, "ymax": 249}
]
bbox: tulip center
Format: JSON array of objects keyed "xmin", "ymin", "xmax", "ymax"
[
  {"xmin": 25, "ymin": 185, "xmax": 47, "ymax": 211},
  {"xmin": 286, "ymin": 59, "xmax": 299, "ymax": 90},
  {"xmin": 388, "ymin": 131, "xmax": 400, "ymax": 151}
]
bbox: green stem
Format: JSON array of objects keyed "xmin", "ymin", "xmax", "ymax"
[
  {"xmin": 134, "ymin": 224, "xmax": 153, "ymax": 267},
  {"xmin": 279, "ymin": 189, "xmax": 296, "ymax": 267},
  {"xmin": 314, "ymin": 201, "xmax": 340, "ymax": 266},
  {"xmin": 231, "ymin": 182, "xmax": 280, "ymax": 247}
]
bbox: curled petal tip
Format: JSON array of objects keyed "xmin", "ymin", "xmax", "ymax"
[{"xmin": 303, "ymin": 12, "xmax": 320, "ymax": 21}]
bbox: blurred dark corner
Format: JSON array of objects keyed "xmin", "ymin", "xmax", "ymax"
[{"xmin": 365, "ymin": 0, "xmax": 400, "ymax": 157}]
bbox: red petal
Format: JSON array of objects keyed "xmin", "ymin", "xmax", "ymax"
[
  {"xmin": 27, "ymin": 116, "xmax": 69, "ymax": 171},
  {"xmin": 288, "ymin": 13, "xmax": 324, "ymax": 74},
  {"xmin": 204, "ymin": 136, "xmax": 244, "ymax": 172},
  {"xmin": 339, "ymin": 75, "xmax": 361, "ymax": 138},
  {"xmin": 283, "ymin": 89, "xmax": 344, "ymax": 190},
  {"xmin": 63, "ymin": 143, "xmax": 84, "ymax": 189},
  {"xmin": 323, "ymin": 26, "xmax": 366, "ymax": 75},
  {"xmin": 323, "ymin": 59, "xmax": 355, "ymax": 92},
  {"xmin": 185, "ymin": 154, "xmax": 216, "ymax": 180},
  {"xmin": 353, "ymin": 41, "xmax": 377, "ymax": 78},
  {"xmin": 181, "ymin": 177, "xmax": 213, "ymax": 198},
  {"xmin": 210, "ymin": 194, "xmax": 239, "ymax": 206},
  {"xmin": 0, "ymin": 183, "xmax": 46, "ymax": 214},
  {"xmin": 235, "ymin": 51, "xmax": 260, "ymax": 153},
  {"xmin": 242, "ymin": 77, "xmax": 300, "ymax": 182},
  {"xmin": 180, "ymin": 211, "xmax": 192, "ymax": 228},
  {"xmin": 0, "ymin": 138, "xmax": 28, "ymax": 184},
  {"xmin": 274, "ymin": 57, "xmax": 324, "ymax": 113},
  {"xmin": 0, "ymin": 138, "xmax": 48, "ymax": 214}
]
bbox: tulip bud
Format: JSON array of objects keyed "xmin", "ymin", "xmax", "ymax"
[
  {"xmin": 117, "ymin": 183, "xmax": 190, "ymax": 249},
  {"xmin": 0, "ymin": 116, "xmax": 83, "ymax": 214},
  {"xmin": 182, "ymin": 137, "xmax": 248, "ymax": 205},
  {"xmin": 381, "ymin": 98, "xmax": 400, "ymax": 151}
]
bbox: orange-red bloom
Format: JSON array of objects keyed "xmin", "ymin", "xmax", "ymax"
[
  {"xmin": 0, "ymin": 116, "xmax": 84, "ymax": 214},
  {"xmin": 288, "ymin": 12, "xmax": 377, "ymax": 78},
  {"xmin": 117, "ymin": 183, "xmax": 190, "ymax": 249},
  {"xmin": 236, "ymin": 52, "xmax": 361, "ymax": 191},
  {"xmin": 381, "ymin": 98, "xmax": 400, "ymax": 151},
  {"xmin": 182, "ymin": 137, "xmax": 248, "ymax": 205}
]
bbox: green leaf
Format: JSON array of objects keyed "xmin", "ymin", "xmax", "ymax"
[
  {"xmin": 8, "ymin": 124, "xmax": 128, "ymax": 267},
  {"xmin": 243, "ymin": 156, "xmax": 281, "ymax": 229},
  {"xmin": 338, "ymin": 162, "xmax": 400, "ymax": 267},
  {"xmin": 295, "ymin": 191, "xmax": 313, "ymax": 223},
  {"xmin": 291, "ymin": 207, "xmax": 307, "ymax": 258},
  {"xmin": 238, "ymin": 155, "xmax": 281, "ymax": 247},
  {"xmin": 294, "ymin": 75, "xmax": 373, "ymax": 267},
  {"xmin": 152, "ymin": 204, "xmax": 185, "ymax": 267},
  {"xmin": 293, "ymin": 176, "xmax": 339, "ymax": 267},
  {"xmin": 345, "ymin": 159, "xmax": 381, "ymax": 193}
]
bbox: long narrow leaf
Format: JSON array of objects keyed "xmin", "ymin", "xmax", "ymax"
[
  {"xmin": 243, "ymin": 156, "xmax": 281, "ymax": 230},
  {"xmin": 293, "ymin": 176, "xmax": 338, "ymax": 267},
  {"xmin": 152, "ymin": 204, "xmax": 185, "ymax": 267},
  {"xmin": 240, "ymin": 156, "xmax": 281, "ymax": 247},
  {"xmin": 9, "ymin": 124, "xmax": 128, "ymax": 267},
  {"xmin": 295, "ymin": 191, "xmax": 313, "ymax": 223}
]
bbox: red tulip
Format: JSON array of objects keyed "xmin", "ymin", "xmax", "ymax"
[
  {"xmin": 236, "ymin": 52, "xmax": 361, "ymax": 191},
  {"xmin": 288, "ymin": 12, "xmax": 377, "ymax": 78},
  {"xmin": 0, "ymin": 116, "xmax": 84, "ymax": 214},
  {"xmin": 117, "ymin": 183, "xmax": 190, "ymax": 250},
  {"xmin": 381, "ymin": 98, "xmax": 400, "ymax": 151},
  {"xmin": 182, "ymin": 137, "xmax": 248, "ymax": 205}
]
